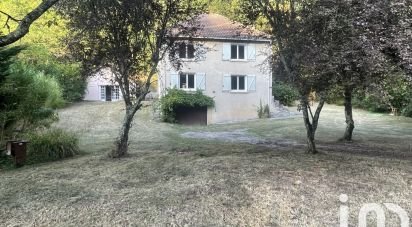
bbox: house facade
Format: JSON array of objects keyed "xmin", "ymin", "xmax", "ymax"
[
  {"xmin": 83, "ymin": 68, "xmax": 123, "ymax": 102},
  {"xmin": 158, "ymin": 14, "xmax": 273, "ymax": 124}
]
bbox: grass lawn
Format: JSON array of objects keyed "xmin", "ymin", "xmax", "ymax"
[{"xmin": 1, "ymin": 101, "xmax": 412, "ymax": 226}]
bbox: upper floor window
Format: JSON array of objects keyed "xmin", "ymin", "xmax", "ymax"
[
  {"xmin": 231, "ymin": 44, "xmax": 245, "ymax": 60},
  {"xmin": 231, "ymin": 75, "xmax": 246, "ymax": 91},
  {"xmin": 223, "ymin": 43, "xmax": 256, "ymax": 61},
  {"xmin": 180, "ymin": 73, "xmax": 195, "ymax": 90},
  {"xmin": 179, "ymin": 43, "xmax": 195, "ymax": 59}
]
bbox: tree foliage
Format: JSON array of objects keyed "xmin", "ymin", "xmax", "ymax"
[
  {"xmin": 0, "ymin": 1, "xmax": 85, "ymax": 102},
  {"xmin": 0, "ymin": 0, "xmax": 60, "ymax": 47},
  {"xmin": 240, "ymin": 0, "xmax": 412, "ymax": 151},
  {"xmin": 16, "ymin": 45, "xmax": 85, "ymax": 102},
  {"xmin": 0, "ymin": 47, "xmax": 64, "ymax": 141}
]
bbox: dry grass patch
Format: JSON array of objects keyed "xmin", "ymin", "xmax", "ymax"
[{"xmin": 0, "ymin": 101, "xmax": 411, "ymax": 226}]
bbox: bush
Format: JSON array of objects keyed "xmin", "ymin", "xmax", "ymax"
[
  {"xmin": 325, "ymin": 86, "xmax": 345, "ymax": 105},
  {"xmin": 351, "ymin": 74, "xmax": 412, "ymax": 115},
  {"xmin": 26, "ymin": 129, "xmax": 80, "ymax": 164},
  {"xmin": 1, "ymin": 63, "xmax": 63, "ymax": 136},
  {"xmin": 352, "ymin": 93, "xmax": 389, "ymax": 113},
  {"xmin": 401, "ymin": 102, "xmax": 412, "ymax": 117},
  {"xmin": 17, "ymin": 45, "xmax": 86, "ymax": 103},
  {"xmin": 273, "ymin": 81, "xmax": 299, "ymax": 106},
  {"xmin": 32, "ymin": 73, "xmax": 65, "ymax": 109},
  {"xmin": 257, "ymin": 100, "xmax": 270, "ymax": 118},
  {"xmin": 160, "ymin": 89, "xmax": 214, "ymax": 123},
  {"xmin": 0, "ymin": 150, "xmax": 14, "ymax": 170}
]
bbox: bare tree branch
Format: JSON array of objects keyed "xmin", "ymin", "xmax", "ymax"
[
  {"xmin": 0, "ymin": 10, "xmax": 22, "ymax": 32},
  {"xmin": 0, "ymin": 0, "xmax": 59, "ymax": 47}
]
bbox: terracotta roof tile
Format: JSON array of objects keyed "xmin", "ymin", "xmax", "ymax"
[{"xmin": 187, "ymin": 14, "xmax": 270, "ymax": 41}]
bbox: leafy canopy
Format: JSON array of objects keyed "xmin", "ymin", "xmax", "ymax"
[{"xmin": 0, "ymin": 0, "xmax": 67, "ymax": 53}]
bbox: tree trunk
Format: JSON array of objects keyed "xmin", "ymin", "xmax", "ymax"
[
  {"xmin": 343, "ymin": 88, "xmax": 355, "ymax": 141},
  {"xmin": 110, "ymin": 107, "xmax": 135, "ymax": 158},
  {"xmin": 302, "ymin": 102, "xmax": 317, "ymax": 154},
  {"xmin": 301, "ymin": 96, "xmax": 325, "ymax": 154}
]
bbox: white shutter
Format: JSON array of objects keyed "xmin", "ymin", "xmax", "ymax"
[
  {"xmin": 222, "ymin": 43, "xmax": 231, "ymax": 61},
  {"xmin": 170, "ymin": 73, "xmax": 179, "ymax": 88},
  {"xmin": 199, "ymin": 46, "xmax": 207, "ymax": 61},
  {"xmin": 247, "ymin": 44, "xmax": 256, "ymax": 61},
  {"xmin": 223, "ymin": 74, "xmax": 231, "ymax": 91},
  {"xmin": 196, "ymin": 73, "xmax": 206, "ymax": 90},
  {"xmin": 247, "ymin": 75, "xmax": 256, "ymax": 92}
]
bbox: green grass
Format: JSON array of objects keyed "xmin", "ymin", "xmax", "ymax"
[{"xmin": 0, "ymin": 101, "xmax": 411, "ymax": 226}]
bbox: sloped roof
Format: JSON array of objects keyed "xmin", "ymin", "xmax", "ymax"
[{"xmin": 190, "ymin": 14, "xmax": 271, "ymax": 42}]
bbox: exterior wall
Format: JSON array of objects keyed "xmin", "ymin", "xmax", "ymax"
[
  {"xmin": 84, "ymin": 68, "xmax": 123, "ymax": 102},
  {"xmin": 159, "ymin": 40, "xmax": 272, "ymax": 124}
]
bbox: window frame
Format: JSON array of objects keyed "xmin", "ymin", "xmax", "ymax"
[
  {"xmin": 100, "ymin": 86, "xmax": 106, "ymax": 100},
  {"xmin": 112, "ymin": 85, "xmax": 120, "ymax": 100},
  {"xmin": 230, "ymin": 44, "xmax": 246, "ymax": 61},
  {"xmin": 230, "ymin": 75, "xmax": 247, "ymax": 92},
  {"xmin": 179, "ymin": 72, "xmax": 196, "ymax": 91},
  {"xmin": 178, "ymin": 42, "xmax": 195, "ymax": 60}
]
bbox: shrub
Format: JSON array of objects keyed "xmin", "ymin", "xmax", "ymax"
[
  {"xmin": 351, "ymin": 74, "xmax": 412, "ymax": 115},
  {"xmin": 151, "ymin": 100, "xmax": 162, "ymax": 121},
  {"xmin": 401, "ymin": 102, "xmax": 412, "ymax": 117},
  {"xmin": 1, "ymin": 47, "xmax": 65, "ymax": 140},
  {"xmin": 273, "ymin": 81, "xmax": 299, "ymax": 106},
  {"xmin": 352, "ymin": 93, "xmax": 389, "ymax": 113},
  {"xmin": 1, "ymin": 64, "xmax": 63, "ymax": 135},
  {"xmin": 264, "ymin": 103, "xmax": 270, "ymax": 118},
  {"xmin": 0, "ymin": 150, "xmax": 14, "ymax": 170},
  {"xmin": 160, "ymin": 89, "xmax": 214, "ymax": 123},
  {"xmin": 325, "ymin": 86, "xmax": 345, "ymax": 105},
  {"xmin": 17, "ymin": 45, "xmax": 86, "ymax": 103},
  {"xmin": 26, "ymin": 129, "xmax": 80, "ymax": 164},
  {"xmin": 32, "ymin": 73, "xmax": 65, "ymax": 109},
  {"xmin": 257, "ymin": 100, "xmax": 270, "ymax": 118}
]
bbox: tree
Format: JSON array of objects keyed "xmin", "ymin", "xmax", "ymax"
[
  {"xmin": 243, "ymin": 0, "xmax": 411, "ymax": 149},
  {"xmin": 0, "ymin": 0, "xmax": 59, "ymax": 47},
  {"xmin": 304, "ymin": 0, "xmax": 389, "ymax": 141},
  {"xmin": 241, "ymin": 0, "xmax": 335, "ymax": 153},
  {"xmin": 321, "ymin": 0, "xmax": 411, "ymax": 141},
  {"xmin": 62, "ymin": 0, "xmax": 204, "ymax": 158}
]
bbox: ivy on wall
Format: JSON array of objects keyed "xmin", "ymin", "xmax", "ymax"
[{"xmin": 160, "ymin": 88, "xmax": 214, "ymax": 123}]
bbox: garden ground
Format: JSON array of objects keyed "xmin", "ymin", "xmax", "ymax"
[{"xmin": 1, "ymin": 101, "xmax": 412, "ymax": 226}]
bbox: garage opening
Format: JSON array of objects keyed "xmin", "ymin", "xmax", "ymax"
[{"xmin": 175, "ymin": 106, "xmax": 207, "ymax": 125}]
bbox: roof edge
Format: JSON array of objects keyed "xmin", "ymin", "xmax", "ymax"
[{"xmin": 175, "ymin": 36, "xmax": 272, "ymax": 44}]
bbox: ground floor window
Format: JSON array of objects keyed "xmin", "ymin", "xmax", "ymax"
[
  {"xmin": 180, "ymin": 73, "xmax": 195, "ymax": 90},
  {"xmin": 231, "ymin": 75, "xmax": 246, "ymax": 91},
  {"xmin": 112, "ymin": 86, "xmax": 120, "ymax": 100},
  {"xmin": 100, "ymin": 85, "xmax": 120, "ymax": 101},
  {"xmin": 100, "ymin": 86, "xmax": 106, "ymax": 100}
]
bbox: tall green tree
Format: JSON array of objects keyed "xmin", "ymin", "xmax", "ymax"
[
  {"xmin": 62, "ymin": 0, "xmax": 204, "ymax": 158},
  {"xmin": 240, "ymin": 0, "xmax": 336, "ymax": 153},
  {"xmin": 242, "ymin": 0, "xmax": 411, "ymax": 150}
]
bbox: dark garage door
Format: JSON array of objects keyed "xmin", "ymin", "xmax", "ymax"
[{"xmin": 175, "ymin": 106, "xmax": 207, "ymax": 125}]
